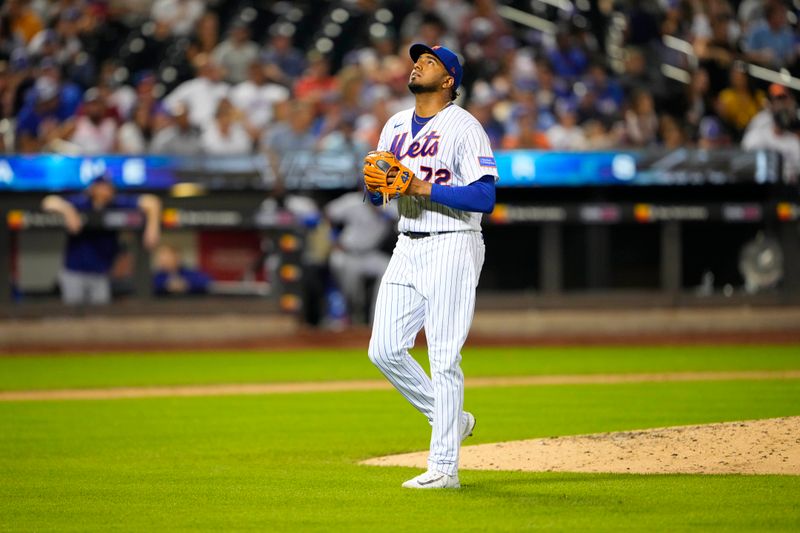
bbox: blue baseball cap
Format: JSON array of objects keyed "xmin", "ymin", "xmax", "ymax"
[
  {"xmin": 89, "ymin": 172, "xmax": 113, "ymax": 186},
  {"xmin": 409, "ymin": 43, "xmax": 463, "ymax": 89}
]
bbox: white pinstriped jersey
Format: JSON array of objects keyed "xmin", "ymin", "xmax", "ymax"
[{"xmin": 376, "ymin": 104, "xmax": 498, "ymax": 233}]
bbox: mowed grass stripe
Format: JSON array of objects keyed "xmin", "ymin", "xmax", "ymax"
[
  {"xmin": 2, "ymin": 369, "xmax": 799, "ymax": 401},
  {"xmin": 0, "ymin": 345, "xmax": 798, "ymax": 392},
  {"xmin": 1, "ymin": 379, "xmax": 799, "ymax": 531}
]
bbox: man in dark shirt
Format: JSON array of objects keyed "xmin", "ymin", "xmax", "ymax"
[
  {"xmin": 41, "ymin": 173, "xmax": 161, "ymax": 305},
  {"xmin": 152, "ymin": 244, "xmax": 210, "ymax": 296}
]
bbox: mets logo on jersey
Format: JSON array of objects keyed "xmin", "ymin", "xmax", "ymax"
[
  {"xmin": 390, "ymin": 131, "xmax": 441, "ymax": 159},
  {"xmin": 478, "ymin": 156, "xmax": 496, "ymax": 167}
]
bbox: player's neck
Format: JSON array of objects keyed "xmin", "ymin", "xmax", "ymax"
[{"xmin": 414, "ymin": 93, "xmax": 452, "ymax": 118}]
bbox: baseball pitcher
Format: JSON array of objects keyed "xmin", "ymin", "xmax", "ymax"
[{"xmin": 364, "ymin": 43, "xmax": 498, "ymax": 489}]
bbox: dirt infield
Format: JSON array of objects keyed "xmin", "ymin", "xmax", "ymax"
[
  {"xmin": 2, "ymin": 330, "xmax": 800, "ymax": 356},
  {"xmin": 1, "ymin": 369, "xmax": 799, "ymax": 401},
  {"xmin": 362, "ymin": 417, "xmax": 800, "ymax": 475}
]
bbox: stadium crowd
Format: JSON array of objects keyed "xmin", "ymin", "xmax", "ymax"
[{"xmin": 0, "ymin": 0, "xmax": 799, "ymax": 159}]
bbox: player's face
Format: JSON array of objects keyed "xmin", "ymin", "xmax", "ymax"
[
  {"xmin": 408, "ymin": 53, "xmax": 451, "ymax": 94},
  {"xmin": 89, "ymin": 182, "xmax": 115, "ymax": 208}
]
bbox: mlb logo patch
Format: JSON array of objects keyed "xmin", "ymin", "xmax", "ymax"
[{"xmin": 478, "ymin": 156, "xmax": 496, "ymax": 167}]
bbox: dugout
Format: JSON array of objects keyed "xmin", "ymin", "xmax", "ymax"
[{"xmin": 1, "ymin": 147, "xmax": 798, "ymax": 317}]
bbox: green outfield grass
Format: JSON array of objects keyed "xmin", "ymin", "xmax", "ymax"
[
  {"xmin": 0, "ymin": 344, "xmax": 799, "ymax": 391},
  {"xmin": 0, "ymin": 345, "xmax": 799, "ymax": 531}
]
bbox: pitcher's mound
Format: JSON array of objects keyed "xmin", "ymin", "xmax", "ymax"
[{"xmin": 362, "ymin": 416, "xmax": 800, "ymax": 475}]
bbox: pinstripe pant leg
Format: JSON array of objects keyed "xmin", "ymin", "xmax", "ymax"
[
  {"xmin": 368, "ymin": 261, "xmax": 435, "ymax": 421},
  {"xmin": 423, "ymin": 233, "xmax": 485, "ymax": 476}
]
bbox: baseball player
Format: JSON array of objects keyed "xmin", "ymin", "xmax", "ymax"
[
  {"xmin": 364, "ymin": 43, "xmax": 497, "ymax": 489},
  {"xmin": 41, "ymin": 173, "xmax": 161, "ymax": 305}
]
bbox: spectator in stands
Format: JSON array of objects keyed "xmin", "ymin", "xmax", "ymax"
[
  {"xmin": 624, "ymin": 3, "xmax": 661, "ymax": 47},
  {"xmin": 502, "ymin": 47, "xmax": 536, "ymax": 98},
  {"xmin": 343, "ymin": 28, "xmax": 398, "ymax": 72},
  {"xmin": 0, "ymin": 5, "xmax": 21, "ymax": 56},
  {"xmin": 318, "ymin": 113, "xmax": 369, "ymax": 154},
  {"xmin": 659, "ymin": 114, "xmax": 689, "ymax": 149},
  {"xmin": 229, "ymin": 60, "xmax": 290, "ymax": 130},
  {"xmin": 260, "ymin": 25, "xmax": 306, "ymax": 86},
  {"xmin": 15, "ymin": 77, "xmax": 60, "ymax": 152},
  {"xmin": 624, "ymin": 89, "xmax": 659, "ymax": 147},
  {"xmin": 2, "ymin": 0, "xmax": 43, "ymax": 44},
  {"xmin": 60, "ymin": 9, "xmax": 96, "ymax": 88},
  {"xmin": 413, "ymin": 12, "xmax": 459, "ymax": 51},
  {"xmin": 117, "ymin": 102, "xmax": 153, "ymax": 153},
  {"xmin": 459, "ymin": 0, "xmax": 511, "ymax": 82},
  {"xmin": 27, "ymin": 28, "xmax": 59, "ymax": 62},
  {"xmin": 400, "ymin": 0, "xmax": 464, "ymax": 48},
  {"xmin": 717, "ymin": 61, "xmax": 766, "ymax": 137},
  {"xmin": 63, "ymin": 87, "xmax": 118, "ymax": 154},
  {"xmin": 122, "ymin": 19, "xmax": 176, "ymax": 76},
  {"xmin": 467, "ymin": 94, "xmax": 504, "ymax": 149},
  {"xmin": 150, "ymin": 102, "xmax": 202, "ymax": 155},
  {"xmin": 620, "ymin": 46, "xmax": 659, "ymax": 99},
  {"xmin": 353, "ymin": 91, "xmax": 391, "ymax": 149},
  {"xmin": 163, "ymin": 54, "xmax": 229, "ymax": 127},
  {"xmin": 743, "ymin": 2, "xmax": 796, "ymax": 68},
  {"xmin": 40, "ymin": 173, "xmax": 161, "ymax": 305},
  {"xmin": 153, "ymin": 244, "xmax": 210, "ymax": 296},
  {"xmin": 697, "ymin": 116, "xmax": 731, "ymax": 149},
  {"xmin": 22, "ymin": 57, "xmax": 82, "ymax": 115},
  {"xmin": 680, "ymin": 68, "xmax": 712, "ymax": 133},
  {"xmin": 742, "ymin": 83, "xmax": 800, "ymax": 182},
  {"xmin": 200, "ymin": 97, "xmax": 256, "ymax": 155},
  {"xmin": 547, "ymin": 99, "xmax": 587, "ymax": 150},
  {"xmin": 129, "ymin": 71, "xmax": 164, "ymax": 121},
  {"xmin": 548, "ymin": 28, "xmax": 589, "ymax": 81},
  {"xmin": 738, "ymin": 0, "xmax": 767, "ymax": 32},
  {"xmin": 686, "ymin": 0, "xmax": 736, "ymax": 42},
  {"xmin": 28, "ymin": 9, "xmax": 86, "ymax": 81},
  {"xmin": 72, "ymin": 2, "xmax": 118, "ymax": 70},
  {"xmin": 695, "ymin": 10, "xmax": 742, "ymax": 97},
  {"xmin": 187, "ymin": 10, "xmax": 219, "ymax": 61},
  {"xmin": 531, "ymin": 58, "xmax": 571, "ymax": 130},
  {"xmin": 97, "ymin": 61, "xmax": 138, "ymax": 121},
  {"xmin": 1, "ymin": 50, "xmax": 35, "ymax": 121},
  {"xmin": 325, "ymin": 191, "xmax": 397, "ymax": 324},
  {"xmin": 501, "ymin": 107, "xmax": 549, "ymax": 150},
  {"xmin": 294, "ymin": 52, "xmax": 337, "ymax": 105},
  {"xmin": 578, "ymin": 63, "xmax": 624, "ymax": 124},
  {"xmin": 212, "ymin": 20, "xmax": 259, "ymax": 85},
  {"xmin": 583, "ymin": 119, "xmax": 626, "ymax": 150},
  {"xmin": 151, "ymin": 0, "xmax": 204, "ymax": 37},
  {"xmin": 261, "ymin": 99, "xmax": 317, "ymax": 156},
  {"xmin": 14, "ymin": 59, "xmax": 83, "ymax": 152},
  {"xmin": 382, "ymin": 55, "xmax": 416, "ymax": 114}
]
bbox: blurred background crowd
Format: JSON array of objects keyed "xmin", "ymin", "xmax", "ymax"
[{"xmin": 2, "ymin": 0, "xmax": 800, "ymax": 160}]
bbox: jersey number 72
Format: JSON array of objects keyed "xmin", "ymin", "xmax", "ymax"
[{"xmin": 419, "ymin": 166, "xmax": 452, "ymax": 185}]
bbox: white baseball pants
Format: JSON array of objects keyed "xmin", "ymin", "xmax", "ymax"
[{"xmin": 368, "ymin": 231, "xmax": 485, "ymax": 476}]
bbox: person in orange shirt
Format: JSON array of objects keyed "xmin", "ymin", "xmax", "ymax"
[
  {"xmin": 717, "ymin": 61, "xmax": 766, "ymax": 136},
  {"xmin": 4, "ymin": 0, "xmax": 43, "ymax": 44},
  {"xmin": 501, "ymin": 107, "xmax": 551, "ymax": 149}
]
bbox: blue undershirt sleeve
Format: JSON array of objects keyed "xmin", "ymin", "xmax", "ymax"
[
  {"xmin": 430, "ymin": 175, "xmax": 496, "ymax": 213},
  {"xmin": 366, "ymin": 190, "xmax": 383, "ymax": 206}
]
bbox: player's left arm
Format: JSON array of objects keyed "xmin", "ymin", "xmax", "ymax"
[
  {"xmin": 407, "ymin": 175, "xmax": 495, "ymax": 213},
  {"xmin": 406, "ymin": 125, "xmax": 497, "ymax": 213}
]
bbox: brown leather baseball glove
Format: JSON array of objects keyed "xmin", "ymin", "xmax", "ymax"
[{"xmin": 363, "ymin": 151, "xmax": 415, "ymax": 205}]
